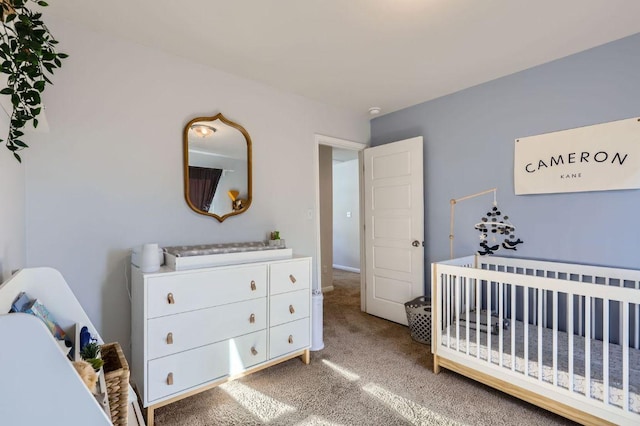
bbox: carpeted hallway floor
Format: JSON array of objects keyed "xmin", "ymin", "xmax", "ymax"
[{"xmin": 153, "ymin": 269, "xmax": 575, "ymax": 425}]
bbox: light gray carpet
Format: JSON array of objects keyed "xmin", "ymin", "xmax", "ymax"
[{"xmin": 153, "ymin": 269, "xmax": 575, "ymax": 425}]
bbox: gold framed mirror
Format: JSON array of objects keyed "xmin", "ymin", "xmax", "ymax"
[{"xmin": 183, "ymin": 113, "xmax": 252, "ymax": 222}]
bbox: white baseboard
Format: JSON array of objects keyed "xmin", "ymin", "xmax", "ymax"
[
  {"xmin": 333, "ymin": 264, "xmax": 360, "ymax": 273},
  {"xmin": 321, "ymin": 285, "xmax": 334, "ymax": 292}
]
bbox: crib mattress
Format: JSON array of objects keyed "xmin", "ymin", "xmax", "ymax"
[{"xmin": 441, "ymin": 318, "xmax": 640, "ymax": 414}]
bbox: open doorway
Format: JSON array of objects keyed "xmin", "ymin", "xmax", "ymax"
[
  {"xmin": 330, "ymin": 148, "xmax": 362, "ymax": 307},
  {"xmin": 314, "ymin": 135, "xmax": 366, "ymax": 309}
]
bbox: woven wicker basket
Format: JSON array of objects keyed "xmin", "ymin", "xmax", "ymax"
[{"xmin": 102, "ymin": 342, "xmax": 130, "ymax": 425}]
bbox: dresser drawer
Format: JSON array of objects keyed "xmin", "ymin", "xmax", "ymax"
[
  {"xmin": 269, "ymin": 318, "xmax": 310, "ymax": 359},
  {"xmin": 147, "ymin": 339, "xmax": 228, "ymax": 402},
  {"xmin": 269, "ymin": 259, "xmax": 310, "ymax": 295},
  {"xmin": 147, "ymin": 330, "xmax": 267, "ymax": 402},
  {"xmin": 147, "ymin": 298, "xmax": 266, "ymax": 359},
  {"xmin": 146, "ymin": 264, "xmax": 267, "ymax": 318},
  {"xmin": 270, "ymin": 289, "xmax": 309, "ymax": 327},
  {"xmin": 228, "ymin": 329, "xmax": 267, "ymax": 375}
]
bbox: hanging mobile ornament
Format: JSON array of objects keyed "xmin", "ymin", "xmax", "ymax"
[{"xmin": 473, "ymin": 191, "xmax": 523, "ymax": 256}]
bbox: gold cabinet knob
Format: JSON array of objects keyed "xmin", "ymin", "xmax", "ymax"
[
  {"xmin": 250, "ymin": 280, "xmax": 257, "ymax": 291},
  {"xmin": 167, "ymin": 372, "xmax": 174, "ymax": 385},
  {"xmin": 166, "ymin": 332, "xmax": 173, "ymax": 345},
  {"xmin": 251, "ymin": 346, "xmax": 258, "ymax": 356},
  {"xmin": 288, "ymin": 335, "xmax": 293, "ymax": 344},
  {"xmin": 249, "ymin": 313, "xmax": 256, "ymax": 324},
  {"xmin": 289, "ymin": 274, "xmax": 297, "ymax": 284},
  {"xmin": 289, "ymin": 305, "xmax": 295, "ymax": 314},
  {"xmin": 167, "ymin": 293, "xmax": 175, "ymax": 304}
]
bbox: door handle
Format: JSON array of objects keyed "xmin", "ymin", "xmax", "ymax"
[{"xmin": 412, "ymin": 240, "xmax": 420, "ymax": 247}]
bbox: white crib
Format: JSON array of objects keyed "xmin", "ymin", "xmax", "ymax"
[{"xmin": 432, "ymin": 255, "xmax": 640, "ymax": 426}]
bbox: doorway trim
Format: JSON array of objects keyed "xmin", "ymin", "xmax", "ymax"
[{"xmin": 313, "ymin": 134, "xmax": 366, "ymax": 307}]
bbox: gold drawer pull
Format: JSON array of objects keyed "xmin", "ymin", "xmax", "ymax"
[
  {"xmin": 288, "ymin": 335, "xmax": 293, "ymax": 344},
  {"xmin": 167, "ymin": 372, "xmax": 174, "ymax": 385},
  {"xmin": 249, "ymin": 313, "xmax": 256, "ymax": 324},
  {"xmin": 289, "ymin": 274, "xmax": 296, "ymax": 284},
  {"xmin": 251, "ymin": 346, "xmax": 258, "ymax": 356},
  {"xmin": 167, "ymin": 293, "xmax": 175, "ymax": 304},
  {"xmin": 250, "ymin": 280, "xmax": 257, "ymax": 291},
  {"xmin": 166, "ymin": 332, "xmax": 173, "ymax": 345},
  {"xmin": 289, "ymin": 305, "xmax": 295, "ymax": 314}
]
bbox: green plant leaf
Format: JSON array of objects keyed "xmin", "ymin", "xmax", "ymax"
[
  {"xmin": 87, "ymin": 358, "xmax": 104, "ymax": 372},
  {"xmin": 1, "ymin": 0, "xmax": 65, "ymax": 163}
]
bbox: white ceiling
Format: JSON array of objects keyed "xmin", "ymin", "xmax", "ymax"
[{"xmin": 45, "ymin": 1, "xmax": 640, "ymax": 117}]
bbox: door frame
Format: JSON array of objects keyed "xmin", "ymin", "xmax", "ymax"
[{"xmin": 313, "ymin": 134, "xmax": 367, "ymax": 309}]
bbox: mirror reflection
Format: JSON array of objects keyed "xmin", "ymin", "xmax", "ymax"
[{"xmin": 183, "ymin": 113, "xmax": 252, "ymax": 222}]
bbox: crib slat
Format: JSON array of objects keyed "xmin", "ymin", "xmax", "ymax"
[
  {"xmin": 619, "ymin": 292, "xmax": 624, "ymax": 349},
  {"xmin": 524, "ymin": 287, "xmax": 529, "ymax": 377},
  {"xmin": 623, "ymin": 301, "xmax": 629, "ymax": 412},
  {"xmin": 552, "ymin": 290, "xmax": 558, "ymax": 386},
  {"xmin": 633, "ymin": 281, "xmax": 640, "ymax": 349},
  {"xmin": 499, "ymin": 281, "xmax": 503, "ymax": 368},
  {"xmin": 568, "ymin": 292, "xmax": 574, "ymax": 394},
  {"xmin": 603, "ymin": 297, "xmax": 610, "ymax": 406},
  {"xmin": 591, "ymin": 296, "xmax": 596, "ymax": 344},
  {"xmin": 533, "ymin": 286, "xmax": 537, "ymax": 326},
  {"xmin": 578, "ymin": 293, "xmax": 583, "ymax": 338},
  {"xmin": 538, "ymin": 287, "xmax": 543, "ymax": 382},
  {"xmin": 487, "ymin": 281, "xmax": 492, "ymax": 364},
  {"xmin": 511, "ymin": 284, "xmax": 516, "ymax": 372},
  {"xmin": 585, "ymin": 296, "xmax": 591, "ymax": 399},
  {"xmin": 446, "ymin": 274, "xmax": 451, "ymax": 348},
  {"xmin": 465, "ymin": 277, "xmax": 470, "ymax": 356},
  {"xmin": 542, "ymin": 288, "xmax": 547, "ymax": 329},
  {"xmin": 455, "ymin": 276, "xmax": 461, "ymax": 352},
  {"xmin": 475, "ymin": 278, "xmax": 480, "ymax": 359},
  {"xmin": 637, "ymin": 302, "xmax": 640, "ymax": 350}
]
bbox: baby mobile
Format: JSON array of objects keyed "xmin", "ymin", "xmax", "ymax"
[{"xmin": 449, "ymin": 188, "xmax": 524, "ymax": 259}]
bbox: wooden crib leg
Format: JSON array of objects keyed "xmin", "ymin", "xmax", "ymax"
[{"xmin": 433, "ymin": 354, "xmax": 441, "ymax": 374}]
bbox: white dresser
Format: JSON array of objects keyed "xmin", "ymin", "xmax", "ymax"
[{"xmin": 131, "ymin": 256, "xmax": 311, "ymax": 426}]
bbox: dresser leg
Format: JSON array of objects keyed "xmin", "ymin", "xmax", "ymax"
[
  {"xmin": 145, "ymin": 406, "xmax": 154, "ymax": 426},
  {"xmin": 301, "ymin": 349, "xmax": 310, "ymax": 364}
]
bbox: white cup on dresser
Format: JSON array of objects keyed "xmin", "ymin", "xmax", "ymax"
[{"xmin": 141, "ymin": 243, "xmax": 161, "ymax": 273}]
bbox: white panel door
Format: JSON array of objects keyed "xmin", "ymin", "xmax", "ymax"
[{"xmin": 364, "ymin": 137, "xmax": 424, "ymax": 324}]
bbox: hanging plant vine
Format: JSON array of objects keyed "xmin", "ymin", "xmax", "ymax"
[{"xmin": 0, "ymin": 0, "xmax": 67, "ymax": 162}]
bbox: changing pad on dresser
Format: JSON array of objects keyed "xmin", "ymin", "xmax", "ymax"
[{"xmin": 163, "ymin": 241, "xmax": 293, "ymax": 270}]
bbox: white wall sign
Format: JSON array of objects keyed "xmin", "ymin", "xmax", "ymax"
[{"xmin": 514, "ymin": 117, "xmax": 640, "ymax": 195}]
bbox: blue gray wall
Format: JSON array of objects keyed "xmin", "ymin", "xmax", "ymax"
[{"xmin": 371, "ymin": 33, "xmax": 640, "ymax": 294}]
